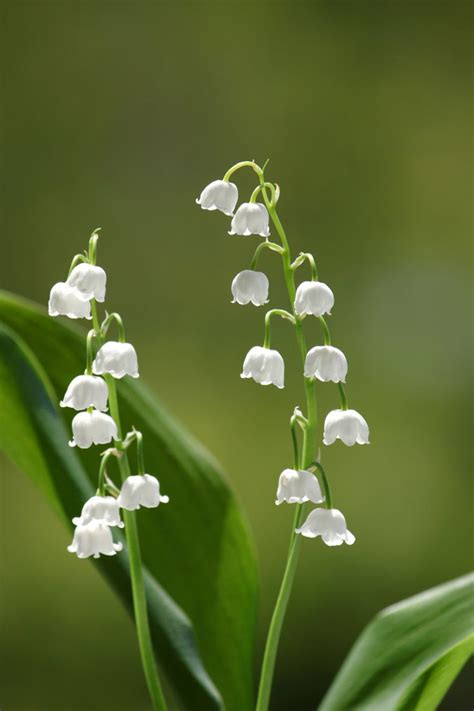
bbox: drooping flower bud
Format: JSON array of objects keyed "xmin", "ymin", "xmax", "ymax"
[
  {"xmin": 323, "ymin": 408, "xmax": 369, "ymax": 446},
  {"xmin": 67, "ymin": 263, "xmax": 107, "ymax": 302},
  {"xmin": 72, "ymin": 495, "xmax": 124, "ymax": 528},
  {"xmin": 48, "ymin": 282, "xmax": 92, "ymax": 320},
  {"xmin": 296, "ymin": 507, "xmax": 355, "ymax": 546},
  {"xmin": 241, "ymin": 346, "xmax": 284, "ymax": 389},
  {"xmin": 196, "ymin": 180, "xmax": 239, "ymax": 216},
  {"xmin": 294, "ymin": 281, "xmax": 334, "ymax": 317},
  {"xmin": 69, "ymin": 410, "xmax": 118, "ymax": 449},
  {"xmin": 229, "ymin": 203, "xmax": 270, "ymax": 237},
  {"xmin": 92, "ymin": 341, "xmax": 139, "ymax": 379},
  {"xmin": 275, "ymin": 469, "xmax": 324, "ymax": 505},
  {"xmin": 304, "ymin": 346, "xmax": 348, "ymax": 383},
  {"xmin": 67, "ymin": 520, "xmax": 123, "ymax": 559},
  {"xmin": 118, "ymin": 474, "xmax": 169, "ymax": 511},
  {"xmin": 231, "ymin": 270, "xmax": 269, "ymax": 306},
  {"xmin": 60, "ymin": 375, "xmax": 108, "ymax": 411}
]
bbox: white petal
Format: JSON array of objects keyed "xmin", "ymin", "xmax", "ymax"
[{"xmin": 93, "ymin": 341, "xmax": 139, "ymax": 379}]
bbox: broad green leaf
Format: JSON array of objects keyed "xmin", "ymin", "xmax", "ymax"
[
  {"xmin": 0, "ymin": 291, "xmax": 258, "ymax": 711},
  {"xmin": 397, "ymin": 636, "xmax": 473, "ymax": 711},
  {"xmin": 319, "ymin": 574, "xmax": 474, "ymax": 711}
]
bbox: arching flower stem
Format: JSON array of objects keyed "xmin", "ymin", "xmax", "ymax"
[
  {"xmin": 250, "ymin": 181, "xmax": 280, "ymax": 206},
  {"xmin": 85, "ymin": 329, "xmax": 96, "ymax": 375},
  {"xmin": 68, "ymin": 253, "xmax": 89, "ymax": 276},
  {"xmin": 222, "ymin": 160, "xmax": 263, "ymax": 182},
  {"xmin": 97, "ymin": 447, "xmax": 120, "ymax": 496},
  {"xmin": 319, "ymin": 316, "xmax": 332, "ymax": 346},
  {"xmin": 290, "ymin": 251, "xmax": 319, "ymax": 281},
  {"xmin": 309, "ymin": 461, "xmax": 333, "ymax": 509},
  {"xmin": 338, "ymin": 382, "xmax": 349, "ymax": 410},
  {"xmin": 100, "ymin": 311, "xmax": 126, "ymax": 343},
  {"xmin": 263, "ymin": 309, "xmax": 295, "ymax": 349},
  {"xmin": 250, "ymin": 240, "xmax": 285, "ymax": 270}
]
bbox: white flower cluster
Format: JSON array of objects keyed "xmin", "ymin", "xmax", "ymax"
[
  {"xmin": 197, "ymin": 168, "xmax": 370, "ymax": 547},
  {"xmin": 49, "ymin": 231, "xmax": 169, "ymax": 559}
]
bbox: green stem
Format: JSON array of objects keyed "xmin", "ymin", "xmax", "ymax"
[
  {"xmin": 68, "ymin": 253, "xmax": 88, "ymax": 276},
  {"xmin": 256, "ymin": 178, "xmax": 318, "ymax": 711},
  {"xmin": 101, "ymin": 311, "xmax": 126, "ymax": 342},
  {"xmin": 250, "ymin": 240, "xmax": 284, "ymax": 270},
  {"xmin": 134, "ymin": 429, "xmax": 146, "ymax": 475},
  {"xmin": 338, "ymin": 382, "xmax": 349, "ymax": 410},
  {"xmin": 85, "ymin": 329, "xmax": 96, "ymax": 375},
  {"xmin": 291, "ymin": 252, "xmax": 318, "ymax": 281},
  {"xmin": 319, "ymin": 316, "xmax": 331, "ymax": 346},
  {"xmin": 91, "ymin": 301, "xmax": 167, "ymax": 711},
  {"xmin": 88, "ymin": 228, "xmax": 101, "ymax": 265},
  {"xmin": 310, "ymin": 461, "xmax": 333, "ymax": 509},
  {"xmin": 255, "ymin": 503, "xmax": 305, "ymax": 711},
  {"xmin": 223, "ymin": 160, "xmax": 263, "ymax": 182},
  {"xmin": 263, "ymin": 309, "xmax": 295, "ymax": 349},
  {"xmin": 250, "ymin": 181, "xmax": 279, "ymax": 205},
  {"xmin": 97, "ymin": 448, "xmax": 118, "ymax": 496}
]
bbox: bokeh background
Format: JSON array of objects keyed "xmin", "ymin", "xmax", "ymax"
[{"xmin": 1, "ymin": 1, "xmax": 472, "ymax": 709}]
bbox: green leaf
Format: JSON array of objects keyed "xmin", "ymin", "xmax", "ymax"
[
  {"xmin": 0, "ymin": 291, "xmax": 258, "ymax": 711},
  {"xmin": 319, "ymin": 574, "xmax": 474, "ymax": 711}
]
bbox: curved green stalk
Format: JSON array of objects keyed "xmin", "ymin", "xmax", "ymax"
[{"xmin": 91, "ymin": 301, "xmax": 167, "ymax": 711}]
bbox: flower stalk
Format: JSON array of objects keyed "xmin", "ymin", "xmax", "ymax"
[
  {"xmin": 197, "ymin": 160, "xmax": 369, "ymax": 710},
  {"xmin": 49, "ymin": 231, "xmax": 168, "ymax": 711}
]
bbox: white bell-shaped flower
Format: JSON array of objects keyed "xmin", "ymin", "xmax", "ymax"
[
  {"xmin": 69, "ymin": 410, "xmax": 118, "ymax": 449},
  {"xmin": 294, "ymin": 281, "xmax": 334, "ymax": 317},
  {"xmin": 72, "ymin": 495, "xmax": 124, "ymax": 528},
  {"xmin": 229, "ymin": 202, "xmax": 270, "ymax": 237},
  {"xmin": 304, "ymin": 346, "xmax": 348, "ymax": 383},
  {"xmin": 323, "ymin": 408, "xmax": 369, "ymax": 446},
  {"xmin": 118, "ymin": 474, "xmax": 170, "ymax": 511},
  {"xmin": 66, "ymin": 263, "xmax": 107, "ymax": 302},
  {"xmin": 48, "ymin": 282, "xmax": 92, "ymax": 320},
  {"xmin": 196, "ymin": 179, "xmax": 238, "ymax": 216},
  {"xmin": 60, "ymin": 375, "xmax": 108, "ymax": 411},
  {"xmin": 92, "ymin": 341, "xmax": 139, "ymax": 379},
  {"xmin": 296, "ymin": 507, "xmax": 355, "ymax": 546},
  {"xmin": 68, "ymin": 520, "xmax": 123, "ymax": 559},
  {"xmin": 241, "ymin": 346, "xmax": 284, "ymax": 389},
  {"xmin": 231, "ymin": 270, "xmax": 269, "ymax": 306},
  {"xmin": 275, "ymin": 469, "xmax": 324, "ymax": 505}
]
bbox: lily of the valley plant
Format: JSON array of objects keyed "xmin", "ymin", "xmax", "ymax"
[
  {"xmin": 197, "ymin": 161, "xmax": 369, "ymax": 710},
  {"xmin": 48, "ymin": 230, "xmax": 169, "ymax": 709}
]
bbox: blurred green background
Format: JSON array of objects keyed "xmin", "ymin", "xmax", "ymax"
[{"xmin": 1, "ymin": 1, "xmax": 472, "ymax": 709}]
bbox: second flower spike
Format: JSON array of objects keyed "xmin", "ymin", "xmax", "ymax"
[
  {"xmin": 231, "ymin": 270, "xmax": 269, "ymax": 306},
  {"xmin": 93, "ymin": 341, "xmax": 139, "ymax": 379},
  {"xmin": 241, "ymin": 346, "xmax": 285, "ymax": 389}
]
